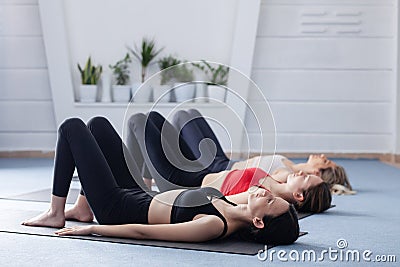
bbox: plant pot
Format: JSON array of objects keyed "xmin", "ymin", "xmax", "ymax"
[
  {"xmin": 112, "ymin": 85, "xmax": 131, "ymax": 102},
  {"xmin": 174, "ymin": 82, "xmax": 196, "ymax": 103},
  {"xmin": 132, "ymin": 82, "xmax": 152, "ymax": 102},
  {"xmin": 195, "ymin": 83, "xmax": 208, "ymax": 103},
  {"xmin": 79, "ymin": 84, "xmax": 98, "ymax": 102},
  {"xmin": 153, "ymin": 84, "xmax": 171, "ymax": 103},
  {"xmin": 101, "ymin": 74, "xmax": 111, "ymax": 102},
  {"xmin": 207, "ymin": 85, "xmax": 226, "ymax": 103}
]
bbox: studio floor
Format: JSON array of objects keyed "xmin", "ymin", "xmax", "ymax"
[{"xmin": 0, "ymin": 158, "xmax": 399, "ymax": 266}]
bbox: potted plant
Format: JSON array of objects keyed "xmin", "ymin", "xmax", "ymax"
[
  {"xmin": 109, "ymin": 53, "xmax": 132, "ymax": 102},
  {"xmin": 193, "ymin": 60, "xmax": 229, "ymax": 102},
  {"xmin": 77, "ymin": 56, "xmax": 102, "ymax": 102},
  {"xmin": 154, "ymin": 55, "xmax": 181, "ymax": 103},
  {"xmin": 127, "ymin": 38, "xmax": 163, "ymax": 102},
  {"xmin": 173, "ymin": 62, "xmax": 195, "ymax": 102}
]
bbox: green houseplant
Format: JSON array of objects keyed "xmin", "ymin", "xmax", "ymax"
[
  {"xmin": 153, "ymin": 55, "xmax": 181, "ymax": 102},
  {"xmin": 193, "ymin": 60, "xmax": 229, "ymax": 102},
  {"xmin": 109, "ymin": 53, "xmax": 132, "ymax": 102},
  {"xmin": 127, "ymin": 38, "xmax": 164, "ymax": 83},
  {"xmin": 77, "ymin": 56, "xmax": 102, "ymax": 102},
  {"xmin": 173, "ymin": 62, "xmax": 196, "ymax": 102},
  {"xmin": 192, "ymin": 60, "xmax": 229, "ymax": 86},
  {"xmin": 127, "ymin": 38, "xmax": 163, "ymax": 102},
  {"xmin": 158, "ymin": 55, "xmax": 181, "ymax": 85}
]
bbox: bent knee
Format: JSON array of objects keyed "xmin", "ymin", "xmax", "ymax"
[
  {"xmin": 172, "ymin": 110, "xmax": 193, "ymax": 129},
  {"xmin": 147, "ymin": 111, "xmax": 164, "ymax": 122},
  {"xmin": 187, "ymin": 109, "xmax": 202, "ymax": 117},
  {"xmin": 128, "ymin": 113, "xmax": 147, "ymax": 131},
  {"xmin": 59, "ymin": 118, "xmax": 86, "ymax": 133},
  {"xmin": 87, "ymin": 116, "xmax": 110, "ymax": 129}
]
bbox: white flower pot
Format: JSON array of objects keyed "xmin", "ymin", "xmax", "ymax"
[
  {"xmin": 101, "ymin": 74, "xmax": 111, "ymax": 102},
  {"xmin": 207, "ymin": 85, "xmax": 226, "ymax": 103},
  {"xmin": 153, "ymin": 85, "xmax": 171, "ymax": 103},
  {"xmin": 112, "ymin": 85, "xmax": 131, "ymax": 102},
  {"xmin": 131, "ymin": 82, "xmax": 151, "ymax": 102},
  {"xmin": 174, "ymin": 82, "xmax": 196, "ymax": 102},
  {"xmin": 195, "ymin": 83, "xmax": 208, "ymax": 103},
  {"xmin": 79, "ymin": 84, "xmax": 98, "ymax": 102}
]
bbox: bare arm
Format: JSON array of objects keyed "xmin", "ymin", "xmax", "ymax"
[{"xmin": 55, "ymin": 215, "xmax": 225, "ymax": 243}]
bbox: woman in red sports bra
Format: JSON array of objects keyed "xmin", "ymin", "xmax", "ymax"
[
  {"xmin": 219, "ymin": 168, "xmax": 272, "ymax": 196},
  {"xmin": 200, "ymin": 165, "xmax": 330, "ymax": 213}
]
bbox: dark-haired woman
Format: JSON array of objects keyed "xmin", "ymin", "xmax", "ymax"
[
  {"xmin": 22, "ymin": 117, "xmax": 299, "ymax": 245},
  {"xmin": 127, "ymin": 112, "xmax": 332, "ymax": 213}
]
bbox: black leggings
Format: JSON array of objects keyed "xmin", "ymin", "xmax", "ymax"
[
  {"xmin": 171, "ymin": 109, "xmax": 236, "ymax": 172},
  {"xmin": 127, "ymin": 112, "xmax": 210, "ymax": 191},
  {"xmin": 53, "ymin": 117, "xmax": 152, "ymax": 225}
]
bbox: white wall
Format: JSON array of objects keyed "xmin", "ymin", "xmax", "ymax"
[
  {"xmin": 248, "ymin": 0, "xmax": 398, "ymax": 153},
  {"xmin": 1, "ymin": 0, "xmax": 399, "ymax": 155},
  {"xmin": 0, "ymin": 0, "xmax": 56, "ymax": 151},
  {"xmin": 63, "ymin": 0, "xmax": 238, "ymax": 95},
  {"xmin": 38, "ymin": 0, "xmax": 259, "ymax": 153}
]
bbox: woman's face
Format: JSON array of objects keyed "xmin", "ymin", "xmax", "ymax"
[
  {"xmin": 307, "ymin": 154, "xmax": 336, "ymax": 170},
  {"xmin": 286, "ymin": 171, "xmax": 323, "ymax": 193},
  {"xmin": 248, "ymin": 189, "xmax": 289, "ymax": 218}
]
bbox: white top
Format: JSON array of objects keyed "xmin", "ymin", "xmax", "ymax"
[{"xmin": 232, "ymin": 154, "xmax": 291, "ymax": 174}]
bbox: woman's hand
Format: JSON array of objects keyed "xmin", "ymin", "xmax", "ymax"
[{"xmin": 55, "ymin": 225, "xmax": 94, "ymax": 236}]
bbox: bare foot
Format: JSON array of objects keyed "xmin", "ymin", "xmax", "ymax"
[
  {"xmin": 22, "ymin": 210, "xmax": 65, "ymax": 228},
  {"xmin": 65, "ymin": 206, "xmax": 94, "ymax": 222}
]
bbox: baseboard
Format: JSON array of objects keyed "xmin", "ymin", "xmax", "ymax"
[
  {"xmin": 0, "ymin": 151, "xmax": 55, "ymax": 158},
  {"xmin": 236, "ymin": 152, "xmax": 400, "ymax": 164},
  {"xmin": 1, "ymin": 151, "xmax": 400, "ymax": 165}
]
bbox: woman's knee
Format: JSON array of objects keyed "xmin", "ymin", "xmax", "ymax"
[
  {"xmin": 147, "ymin": 111, "xmax": 166, "ymax": 126},
  {"xmin": 172, "ymin": 110, "xmax": 191, "ymax": 129},
  {"xmin": 87, "ymin": 116, "xmax": 111, "ymax": 129},
  {"xmin": 187, "ymin": 109, "xmax": 203, "ymax": 118},
  {"xmin": 59, "ymin": 117, "xmax": 86, "ymax": 134},
  {"xmin": 128, "ymin": 113, "xmax": 147, "ymax": 134},
  {"xmin": 128, "ymin": 113, "xmax": 146, "ymax": 126}
]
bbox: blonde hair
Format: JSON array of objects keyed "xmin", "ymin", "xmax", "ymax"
[
  {"xmin": 330, "ymin": 184, "xmax": 357, "ymax": 195},
  {"xmin": 320, "ymin": 165, "xmax": 354, "ymax": 195}
]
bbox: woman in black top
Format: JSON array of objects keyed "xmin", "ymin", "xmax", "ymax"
[{"xmin": 22, "ymin": 117, "xmax": 299, "ymax": 244}]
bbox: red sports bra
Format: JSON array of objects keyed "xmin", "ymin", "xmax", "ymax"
[{"xmin": 220, "ymin": 168, "xmax": 270, "ymax": 196}]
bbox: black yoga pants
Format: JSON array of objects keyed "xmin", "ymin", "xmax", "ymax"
[
  {"xmin": 53, "ymin": 117, "xmax": 152, "ymax": 225},
  {"xmin": 127, "ymin": 112, "xmax": 210, "ymax": 191},
  {"xmin": 171, "ymin": 109, "xmax": 236, "ymax": 172}
]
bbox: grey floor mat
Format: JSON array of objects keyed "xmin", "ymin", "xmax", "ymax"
[
  {"xmin": 5, "ymin": 188, "xmax": 80, "ymax": 204},
  {"xmin": 0, "ymin": 209, "xmax": 307, "ymax": 255}
]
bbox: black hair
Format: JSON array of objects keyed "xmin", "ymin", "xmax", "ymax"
[{"xmin": 238, "ymin": 204, "xmax": 299, "ymax": 245}]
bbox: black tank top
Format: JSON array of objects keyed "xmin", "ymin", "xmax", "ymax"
[{"xmin": 170, "ymin": 187, "xmax": 237, "ymax": 239}]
